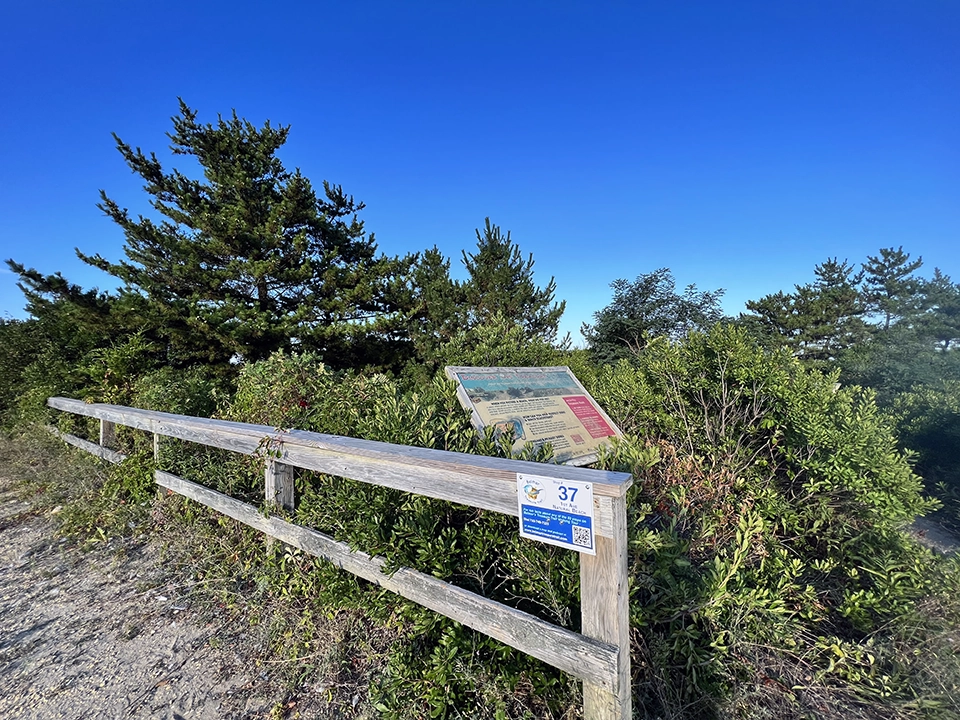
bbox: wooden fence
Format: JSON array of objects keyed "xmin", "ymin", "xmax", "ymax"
[{"xmin": 47, "ymin": 396, "xmax": 633, "ymax": 720}]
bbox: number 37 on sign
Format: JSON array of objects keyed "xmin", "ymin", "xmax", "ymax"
[{"xmin": 516, "ymin": 473, "xmax": 595, "ymax": 555}]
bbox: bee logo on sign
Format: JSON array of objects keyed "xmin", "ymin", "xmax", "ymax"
[{"xmin": 516, "ymin": 473, "xmax": 595, "ymax": 555}]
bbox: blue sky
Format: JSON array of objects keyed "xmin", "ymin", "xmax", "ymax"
[{"xmin": 1, "ymin": 1, "xmax": 957, "ymax": 344}]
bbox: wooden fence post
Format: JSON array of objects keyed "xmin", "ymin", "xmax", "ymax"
[
  {"xmin": 100, "ymin": 419, "xmax": 116, "ymax": 449},
  {"xmin": 265, "ymin": 458, "xmax": 295, "ymax": 512},
  {"xmin": 580, "ymin": 494, "xmax": 631, "ymax": 720},
  {"xmin": 264, "ymin": 458, "xmax": 295, "ymax": 552}
]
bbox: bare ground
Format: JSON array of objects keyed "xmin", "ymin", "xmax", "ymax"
[{"xmin": 0, "ymin": 458, "xmax": 360, "ymax": 720}]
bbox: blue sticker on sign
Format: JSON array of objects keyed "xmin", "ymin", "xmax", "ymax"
[{"xmin": 517, "ymin": 473, "xmax": 596, "ymax": 554}]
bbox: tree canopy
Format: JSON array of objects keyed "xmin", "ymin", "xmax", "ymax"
[
  {"xmin": 582, "ymin": 268, "xmax": 725, "ymax": 364},
  {"xmin": 738, "ymin": 249, "xmax": 960, "ymax": 408},
  {"xmin": 461, "ymin": 219, "xmax": 565, "ymax": 343},
  {"xmin": 743, "ymin": 258, "xmax": 867, "ymax": 366},
  {"xmin": 80, "ymin": 100, "xmax": 413, "ymax": 366},
  {"xmin": 405, "ymin": 219, "xmax": 566, "ymax": 373},
  {"xmin": 862, "ymin": 246, "xmax": 924, "ymax": 331},
  {"xmin": 917, "ymin": 268, "xmax": 960, "ymax": 351}
]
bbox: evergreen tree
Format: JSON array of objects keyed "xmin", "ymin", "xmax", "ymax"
[
  {"xmin": 804, "ymin": 258, "xmax": 869, "ymax": 360},
  {"xmin": 4, "ymin": 262, "xmax": 152, "ymax": 372},
  {"xmin": 917, "ymin": 268, "xmax": 960, "ymax": 351},
  {"xmin": 840, "ymin": 269, "xmax": 960, "ymax": 401},
  {"xmin": 740, "ymin": 290, "xmax": 803, "ymax": 349},
  {"xmin": 77, "ymin": 100, "xmax": 412, "ymax": 366},
  {"xmin": 862, "ymin": 246, "xmax": 924, "ymax": 331},
  {"xmin": 742, "ymin": 258, "xmax": 866, "ymax": 366},
  {"xmin": 405, "ymin": 246, "xmax": 466, "ymax": 372},
  {"xmin": 460, "ymin": 219, "xmax": 565, "ymax": 343},
  {"xmin": 583, "ymin": 268, "xmax": 725, "ymax": 364},
  {"xmin": 840, "ymin": 326, "xmax": 955, "ymax": 402},
  {"xmin": 1, "ymin": 261, "xmax": 172, "ymax": 418},
  {"xmin": 402, "ymin": 220, "xmax": 567, "ymax": 372}
]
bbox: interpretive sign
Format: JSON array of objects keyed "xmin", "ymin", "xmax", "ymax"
[
  {"xmin": 445, "ymin": 366, "xmax": 622, "ymax": 466},
  {"xmin": 517, "ymin": 473, "xmax": 595, "ymax": 554}
]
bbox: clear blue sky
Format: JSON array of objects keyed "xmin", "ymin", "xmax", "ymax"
[{"xmin": 1, "ymin": 1, "xmax": 957, "ymax": 344}]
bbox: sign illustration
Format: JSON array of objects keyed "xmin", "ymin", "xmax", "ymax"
[{"xmin": 445, "ymin": 366, "xmax": 622, "ymax": 466}]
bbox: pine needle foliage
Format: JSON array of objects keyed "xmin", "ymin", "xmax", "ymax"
[
  {"xmin": 461, "ymin": 218, "xmax": 565, "ymax": 344},
  {"xmin": 82, "ymin": 100, "xmax": 413, "ymax": 367}
]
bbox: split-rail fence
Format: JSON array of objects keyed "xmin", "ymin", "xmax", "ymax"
[{"xmin": 47, "ymin": 396, "xmax": 633, "ymax": 720}]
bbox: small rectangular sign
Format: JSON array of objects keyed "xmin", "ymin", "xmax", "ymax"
[{"xmin": 517, "ymin": 473, "xmax": 595, "ymax": 555}]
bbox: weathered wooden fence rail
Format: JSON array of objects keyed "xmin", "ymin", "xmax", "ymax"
[{"xmin": 47, "ymin": 396, "xmax": 633, "ymax": 719}]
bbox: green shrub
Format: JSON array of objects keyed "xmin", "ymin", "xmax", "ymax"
[
  {"xmin": 891, "ymin": 381, "xmax": 960, "ymax": 531},
  {"xmin": 167, "ymin": 334, "xmax": 957, "ymax": 718},
  {"xmin": 48, "ymin": 450, "xmax": 156, "ymax": 546},
  {"xmin": 434, "ymin": 312, "xmax": 569, "ymax": 370},
  {"xmin": 221, "ymin": 350, "xmax": 582, "ymax": 717},
  {"xmin": 6, "ymin": 343, "xmax": 86, "ymax": 429},
  {"xmin": 586, "ymin": 325, "xmax": 953, "ymax": 717},
  {"xmin": 30, "ymin": 330, "xmax": 959, "ymax": 719},
  {"xmin": 0, "ymin": 318, "xmax": 43, "ymax": 427},
  {"xmin": 211, "ymin": 336, "xmax": 956, "ymax": 718},
  {"xmin": 131, "ymin": 365, "xmax": 229, "ymax": 418},
  {"xmin": 79, "ymin": 330, "xmax": 161, "ymax": 405}
]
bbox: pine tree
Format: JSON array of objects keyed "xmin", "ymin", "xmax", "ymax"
[
  {"xmin": 405, "ymin": 246, "xmax": 466, "ymax": 370},
  {"xmin": 918, "ymin": 268, "xmax": 960, "ymax": 350},
  {"xmin": 80, "ymin": 100, "xmax": 412, "ymax": 366},
  {"xmin": 862, "ymin": 246, "xmax": 924, "ymax": 331},
  {"xmin": 460, "ymin": 219, "xmax": 565, "ymax": 343},
  {"xmin": 5, "ymin": 261, "xmax": 148, "ymax": 368},
  {"xmin": 804, "ymin": 258, "xmax": 869, "ymax": 360},
  {"xmin": 741, "ymin": 290, "xmax": 803, "ymax": 349},
  {"xmin": 742, "ymin": 258, "xmax": 866, "ymax": 366}
]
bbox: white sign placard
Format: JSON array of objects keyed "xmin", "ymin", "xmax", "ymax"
[{"xmin": 516, "ymin": 473, "xmax": 595, "ymax": 555}]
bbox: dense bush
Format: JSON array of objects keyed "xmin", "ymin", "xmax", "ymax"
[
  {"xmin": 891, "ymin": 381, "xmax": 960, "ymax": 531},
  {"xmin": 0, "ymin": 317, "xmax": 85, "ymax": 429},
  {"xmin": 220, "ymin": 351, "xmax": 578, "ymax": 717},
  {"xmin": 24, "ymin": 328, "xmax": 960, "ymax": 718},
  {"xmin": 586, "ymin": 325, "xmax": 954, "ymax": 717},
  {"xmin": 0, "ymin": 318, "xmax": 42, "ymax": 427},
  {"xmin": 840, "ymin": 329, "xmax": 960, "ymax": 405},
  {"xmin": 191, "ymin": 330, "xmax": 956, "ymax": 718},
  {"xmin": 131, "ymin": 365, "xmax": 228, "ymax": 419}
]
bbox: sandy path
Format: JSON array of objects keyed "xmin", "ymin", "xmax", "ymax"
[{"xmin": 0, "ymin": 482, "xmax": 309, "ymax": 719}]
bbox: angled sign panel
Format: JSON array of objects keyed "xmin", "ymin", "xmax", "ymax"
[{"xmin": 445, "ymin": 366, "xmax": 622, "ymax": 466}]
